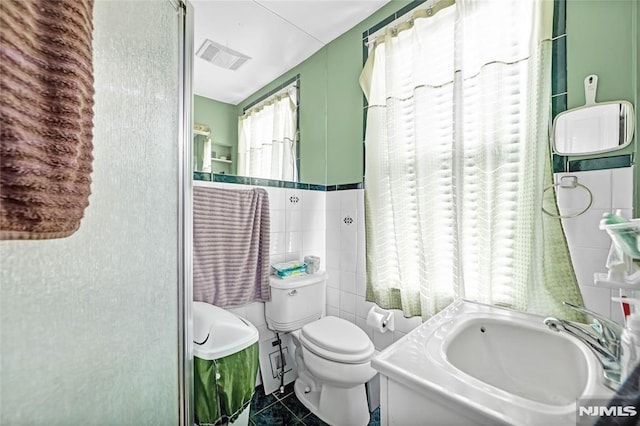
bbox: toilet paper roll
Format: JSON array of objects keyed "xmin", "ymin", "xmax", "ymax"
[
  {"xmin": 367, "ymin": 311, "xmax": 387, "ymax": 333},
  {"xmin": 366, "ymin": 306, "xmax": 394, "ymax": 333},
  {"xmin": 304, "ymin": 255, "xmax": 320, "ymax": 274}
]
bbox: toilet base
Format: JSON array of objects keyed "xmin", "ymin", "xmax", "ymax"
[{"xmin": 294, "ymin": 376, "xmax": 371, "ymax": 426}]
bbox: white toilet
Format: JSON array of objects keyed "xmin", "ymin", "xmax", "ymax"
[{"xmin": 265, "ymin": 272, "xmax": 376, "ymax": 426}]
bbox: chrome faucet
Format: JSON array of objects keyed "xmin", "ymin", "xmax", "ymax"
[{"xmin": 544, "ymin": 301, "xmax": 622, "ymax": 390}]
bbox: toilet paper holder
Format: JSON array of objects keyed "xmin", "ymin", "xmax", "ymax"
[{"xmin": 366, "ymin": 305, "xmax": 395, "ymax": 333}]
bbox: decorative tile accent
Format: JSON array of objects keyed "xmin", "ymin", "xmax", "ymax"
[
  {"xmin": 553, "ymin": 154, "xmax": 567, "ymax": 173},
  {"xmin": 212, "ymin": 174, "xmax": 251, "ymax": 185},
  {"xmin": 202, "ymin": 175, "xmax": 364, "ymax": 192},
  {"xmin": 550, "ymin": 0, "xmax": 567, "ymax": 171},
  {"xmin": 551, "ymin": 36, "xmax": 567, "ymax": 96},
  {"xmin": 568, "ymin": 155, "xmax": 633, "ymax": 172},
  {"xmin": 552, "ymin": 0, "xmax": 566, "ymax": 38},
  {"xmin": 362, "ymin": 39, "xmax": 368, "ymax": 68},
  {"xmin": 551, "ymin": 93, "xmax": 567, "ymax": 121},
  {"xmin": 251, "ymin": 178, "xmax": 282, "ymax": 188},
  {"xmin": 193, "ymin": 171, "xmax": 211, "ymax": 181},
  {"xmin": 337, "ymin": 183, "xmax": 363, "ymax": 190}
]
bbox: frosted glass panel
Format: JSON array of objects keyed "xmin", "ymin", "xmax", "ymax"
[{"xmin": 1, "ymin": 1, "xmax": 181, "ymax": 424}]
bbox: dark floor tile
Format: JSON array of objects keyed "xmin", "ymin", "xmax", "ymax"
[
  {"xmin": 301, "ymin": 412, "xmax": 329, "ymax": 426},
  {"xmin": 368, "ymin": 408, "xmax": 380, "ymax": 426},
  {"xmin": 251, "ymin": 401, "xmax": 299, "ymax": 425},
  {"xmin": 299, "ymin": 407, "xmax": 378, "ymax": 426},
  {"xmin": 251, "ymin": 385, "xmax": 279, "ymax": 415},
  {"xmin": 280, "ymin": 393, "xmax": 310, "ymax": 420}
]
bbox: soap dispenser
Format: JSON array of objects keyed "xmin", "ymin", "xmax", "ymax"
[{"xmin": 612, "ymin": 297, "xmax": 640, "ymax": 382}]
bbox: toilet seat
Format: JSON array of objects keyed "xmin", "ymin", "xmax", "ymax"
[{"xmin": 300, "ymin": 316, "xmax": 374, "ymax": 364}]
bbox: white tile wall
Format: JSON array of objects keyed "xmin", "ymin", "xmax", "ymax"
[
  {"xmin": 555, "ymin": 166, "xmax": 635, "ymax": 325},
  {"xmin": 325, "ymin": 189, "xmax": 421, "ymax": 351},
  {"xmin": 198, "ymin": 166, "xmax": 635, "ymax": 351},
  {"xmin": 196, "ymin": 182, "xmax": 422, "ymax": 349},
  {"xmin": 197, "ymin": 181, "xmax": 327, "ymax": 342}
]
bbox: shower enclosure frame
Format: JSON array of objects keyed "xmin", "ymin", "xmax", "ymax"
[{"xmin": 174, "ymin": 0, "xmax": 195, "ymax": 424}]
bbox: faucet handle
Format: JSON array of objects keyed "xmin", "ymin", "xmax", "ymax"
[
  {"xmin": 591, "ymin": 319, "xmax": 604, "ymax": 335},
  {"xmin": 562, "ymin": 301, "xmax": 622, "ymax": 340},
  {"xmin": 591, "ymin": 318, "xmax": 618, "ymax": 344}
]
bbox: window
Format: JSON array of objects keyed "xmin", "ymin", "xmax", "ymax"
[
  {"xmin": 361, "ymin": 0, "xmax": 582, "ymax": 320},
  {"xmin": 237, "ymin": 81, "xmax": 298, "ymax": 181}
]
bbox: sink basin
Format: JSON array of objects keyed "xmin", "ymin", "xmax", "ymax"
[
  {"xmin": 372, "ymin": 300, "xmax": 614, "ymax": 425},
  {"xmin": 445, "ymin": 317, "xmax": 589, "ymax": 405}
]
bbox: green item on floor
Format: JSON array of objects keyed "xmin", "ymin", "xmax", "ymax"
[{"xmin": 194, "ymin": 342, "xmax": 259, "ymax": 425}]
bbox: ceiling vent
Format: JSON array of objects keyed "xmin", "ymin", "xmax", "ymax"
[{"xmin": 196, "ymin": 39, "xmax": 251, "ymax": 71}]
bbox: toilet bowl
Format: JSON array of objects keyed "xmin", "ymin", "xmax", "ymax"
[
  {"xmin": 293, "ymin": 316, "xmax": 376, "ymax": 426},
  {"xmin": 265, "ymin": 273, "xmax": 376, "ymax": 426}
]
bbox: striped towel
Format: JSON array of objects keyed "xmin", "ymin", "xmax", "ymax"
[
  {"xmin": 193, "ymin": 186, "xmax": 270, "ymax": 307},
  {"xmin": 1, "ymin": 0, "xmax": 95, "ymax": 240}
]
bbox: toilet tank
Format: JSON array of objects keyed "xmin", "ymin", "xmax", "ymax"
[{"xmin": 265, "ymin": 272, "xmax": 327, "ymax": 332}]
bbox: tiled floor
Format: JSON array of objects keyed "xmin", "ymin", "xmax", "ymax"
[{"xmin": 249, "ymin": 382, "xmax": 381, "ymax": 426}]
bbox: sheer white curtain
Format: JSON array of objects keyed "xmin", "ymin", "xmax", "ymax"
[
  {"xmin": 362, "ymin": 0, "xmax": 580, "ymax": 319},
  {"xmin": 238, "ymin": 86, "xmax": 297, "ymax": 181}
]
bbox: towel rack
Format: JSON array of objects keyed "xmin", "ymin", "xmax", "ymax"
[{"xmin": 542, "ymin": 175, "xmax": 593, "ymax": 219}]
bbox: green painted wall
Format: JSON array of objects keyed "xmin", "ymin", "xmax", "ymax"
[
  {"xmin": 567, "ymin": 1, "xmax": 635, "ymax": 109},
  {"xmin": 237, "ymin": 48, "xmax": 328, "ymax": 184},
  {"xmin": 237, "ymin": 1, "xmax": 411, "ymax": 185},
  {"xmin": 325, "ymin": 16, "xmax": 371, "ymax": 185},
  {"xmin": 216, "ymin": 0, "xmax": 639, "ymax": 202},
  {"xmin": 566, "ymin": 0, "xmax": 638, "ymax": 212},
  {"xmin": 194, "ymin": 95, "xmax": 238, "ymax": 174}
]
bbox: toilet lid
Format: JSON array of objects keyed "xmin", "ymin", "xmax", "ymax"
[{"xmin": 300, "ymin": 316, "xmax": 374, "ymax": 364}]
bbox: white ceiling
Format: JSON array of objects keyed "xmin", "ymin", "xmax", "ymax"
[{"xmin": 192, "ymin": 0, "xmax": 390, "ymax": 105}]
